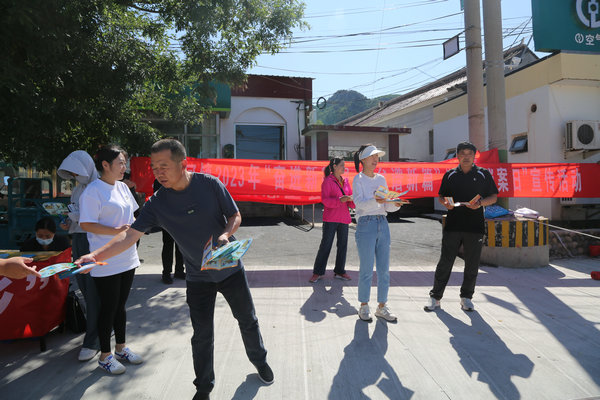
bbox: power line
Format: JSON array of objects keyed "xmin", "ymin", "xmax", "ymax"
[
  {"xmin": 304, "ymin": 0, "xmax": 450, "ymax": 19},
  {"xmin": 253, "ymin": 65, "xmax": 417, "ymax": 76},
  {"xmin": 372, "ymin": 0, "xmax": 388, "ymax": 99},
  {"xmin": 244, "ymin": 4, "xmax": 535, "ymax": 101},
  {"xmin": 310, "ymin": 29, "xmax": 534, "ymax": 101},
  {"xmin": 261, "ymin": 30, "xmax": 530, "ymax": 54}
]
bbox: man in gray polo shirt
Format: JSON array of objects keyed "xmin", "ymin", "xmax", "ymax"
[{"xmin": 76, "ymin": 139, "xmax": 272, "ymax": 400}]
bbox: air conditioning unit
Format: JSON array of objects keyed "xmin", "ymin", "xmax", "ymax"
[
  {"xmin": 560, "ymin": 197, "xmax": 600, "ymax": 205},
  {"xmin": 565, "ymin": 120, "xmax": 600, "ymax": 150}
]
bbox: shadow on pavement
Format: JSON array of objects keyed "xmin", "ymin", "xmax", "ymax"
[
  {"xmin": 328, "ymin": 319, "xmax": 414, "ymax": 399},
  {"xmin": 299, "ymin": 280, "xmax": 357, "ymax": 322},
  {"xmin": 245, "ymin": 267, "xmax": 600, "ymax": 289},
  {"xmin": 436, "ymin": 309, "xmax": 534, "ymax": 400},
  {"xmin": 496, "ymin": 266, "xmax": 600, "ymax": 388}
]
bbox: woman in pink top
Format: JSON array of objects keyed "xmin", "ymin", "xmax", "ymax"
[{"xmin": 309, "ymin": 158, "xmax": 355, "ymax": 283}]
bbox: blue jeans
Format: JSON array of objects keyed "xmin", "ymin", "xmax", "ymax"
[
  {"xmin": 72, "ymin": 233, "xmax": 100, "ymax": 350},
  {"xmin": 186, "ymin": 268, "xmax": 267, "ymax": 393},
  {"xmin": 355, "ymin": 215, "xmax": 391, "ymax": 304},
  {"xmin": 312, "ymin": 222, "xmax": 349, "ymax": 276}
]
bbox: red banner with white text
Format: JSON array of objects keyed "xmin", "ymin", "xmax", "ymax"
[
  {"xmin": 130, "ymin": 155, "xmax": 600, "ymax": 205},
  {"xmin": 0, "ymin": 249, "xmax": 71, "ymax": 340}
]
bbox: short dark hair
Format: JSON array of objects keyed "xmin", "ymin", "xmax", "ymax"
[
  {"xmin": 456, "ymin": 141, "xmax": 477, "ymax": 154},
  {"xmin": 151, "ymin": 138, "xmax": 186, "ymax": 162},
  {"xmin": 94, "ymin": 145, "xmax": 125, "ymax": 173},
  {"xmin": 35, "ymin": 216, "xmax": 56, "ymax": 233}
]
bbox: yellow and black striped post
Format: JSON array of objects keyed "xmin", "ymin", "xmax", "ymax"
[
  {"xmin": 483, "ymin": 218, "xmax": 550, "ymax": 248},
  {"xmin": 480, "ymin": 217, "xmax": 550, "ymax": 268},
  {"xmin": 441, "ymin": 216, "xmax": 550, "ymax": 268}
]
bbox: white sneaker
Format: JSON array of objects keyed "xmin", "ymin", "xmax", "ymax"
[
  {"xmin": 358, "ymin": 304, "xmax": 372, "ymax": 321},
  {"xmin": 78, "ymin": 347, "xmax": 99, "ymax": 361},
  {"xmin": 375, "ymin": 305, "xmax": 397, "ymax": 322},
  {"xmin": 98, "ymin": 354, "xmax": 126, "ymax": 374},
  {"xmin": 115, "ymin": 347, "xmax": 143, "ymax": 364},
  {"xmin": 424, "ymin": 297, "xmax": 440, "ymax": 312},
  {"xmin": 460, "ymin": 297, "xmax": 475, "ymax": 311}
]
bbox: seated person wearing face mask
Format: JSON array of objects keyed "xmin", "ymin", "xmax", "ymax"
[{"xmin": 20, "ymin": 217, "xmax": 71, "ymax": 252}]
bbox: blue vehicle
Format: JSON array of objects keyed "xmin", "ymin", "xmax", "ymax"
[{"xmin": 0, "ymin": 177, "xmax": 69, "ymax": 249}]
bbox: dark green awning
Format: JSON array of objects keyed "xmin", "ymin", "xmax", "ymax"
[{"xmin": 209, "ymin": 81, "xmax": 231, "ymax": 112}]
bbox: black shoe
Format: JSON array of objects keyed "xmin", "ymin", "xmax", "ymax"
[
  {"xmin": 174, "ymin": 271, "xmax": 186, "ymax": 280},
  {"xmin": 161, "ymin": 274, "xmax": 173, "ymax": 284},
  {"xmin": 257, "ymin": 363, "xmax": 274, "ymax": 385},
  {"xmin": 192, "ymin": 392, "xmax": 210, "ymax": 400}
]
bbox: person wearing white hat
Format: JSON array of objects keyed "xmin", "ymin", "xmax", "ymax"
[
  {"xmin": 58, "ymin": 150, "xmax": 101, "ymax": 362},
  {"xmin": 352, "ymin": 144, "xmax": 401, "ymax": 322}
]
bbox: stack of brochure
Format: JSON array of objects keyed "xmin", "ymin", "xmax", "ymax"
[
  {"xmin": 201, "ymin": 236, "xmax": 253, "ymax": 271},
  {"xmin": 374, "ymin": 186, "xmax": 410, "ymax": 204},
  {"xmin": 38, "ymin": 262, "xmax": 106, "ymax": 279}
]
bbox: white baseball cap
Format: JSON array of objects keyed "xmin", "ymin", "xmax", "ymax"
[{"xmin": 359, "ymin": 145, "xmax": 385, "ymax": 160}]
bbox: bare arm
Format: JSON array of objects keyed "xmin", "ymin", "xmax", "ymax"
[
  {"xmin": 80, "ymin": 222, "xmax": 130, "ymax": 236},
  {"xmin": 0, "ymin": 257, "xmax": 39, "ymax": 279},
  {"xmin": 216, "ymin": 212, "xmax": 242, "ymax": 246},
  {"xmin": 76, "ymin": 228, "xmax": 144, "ymax": 264},
  {"xmin": 480, "ymin": 193, "xmax": 498, "ymax": 207}
]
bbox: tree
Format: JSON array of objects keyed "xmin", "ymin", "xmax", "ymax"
[{"xmin": 0, "ymin": 0, "xmax": 306, "ymax": 170}]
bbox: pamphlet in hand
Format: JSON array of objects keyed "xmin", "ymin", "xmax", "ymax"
[
  {"xmin": 444, "ymin": 197, "xmax": 458, "ymax": 206},
  {"xmin": 38, "ymin": 262, "xmax": 107, "ymax": 279},
  {"xmin": 201, "ymin": 236, "xmax": 253, "ymax": 271},
  {"xmin": 374, "ymin": 186, "xmax": 410, "ymax": 204},
  {"xmin": 446, "ymin": 194, "xmax": 481, "ymax": 207}
]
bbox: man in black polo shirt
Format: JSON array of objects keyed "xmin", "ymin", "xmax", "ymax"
[{"xmin": 424, "ymin": 142, "xmax": 498, "ymax": 312}]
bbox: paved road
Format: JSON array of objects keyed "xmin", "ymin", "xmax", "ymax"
[
  {"xmin": 240, "ymin": 214, "xmax": 443, "ymax": 269},
  {"xmin": 1, "ymin": 214, "xmax": 599, "ymax": 400}
]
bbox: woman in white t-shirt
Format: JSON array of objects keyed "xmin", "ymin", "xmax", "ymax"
[
  {"xmin": 79, "ymin": 145, "xmax": 142, "ymax": 375},
  {"xmin": 352, "ymin": 144, "xmax": 402, "ymax": 323}
]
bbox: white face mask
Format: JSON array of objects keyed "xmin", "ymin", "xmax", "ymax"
[{"xmin": 36, "ymin": 237, "xmax": 53, "ymax": 246}]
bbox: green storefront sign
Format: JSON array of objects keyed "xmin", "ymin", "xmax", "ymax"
[{"xmin": 532, "ymin": 0, "xmax": 600, "ymax": 52}]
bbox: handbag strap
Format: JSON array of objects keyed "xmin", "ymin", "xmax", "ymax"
[{"xmin": 334, "ymin": 177, "xmax": 345, "ymax": 196}]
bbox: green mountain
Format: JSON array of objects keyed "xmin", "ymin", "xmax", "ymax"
[{"xmin": 315, "ymin": 90, "xmax": 397, "ymax": 125}]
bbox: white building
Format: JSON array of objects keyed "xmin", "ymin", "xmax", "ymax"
[
  {"xmin": 339, "ymin": 47, "xmax": 600, "ymax": 220},
  {"xmin": 149, "ymin": 74, "xmax": 313, "ymax": 161}
]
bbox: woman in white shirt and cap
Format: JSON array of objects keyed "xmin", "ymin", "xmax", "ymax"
[{"xmin": 352, "ymin": 144, "xmax": 401, "ymax": 323}]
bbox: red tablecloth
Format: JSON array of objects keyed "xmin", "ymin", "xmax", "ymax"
[{"xmin": 0, "ymin": 248, "xmax": 71, "ymax": 340}]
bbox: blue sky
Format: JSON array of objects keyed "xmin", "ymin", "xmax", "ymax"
[{"xmin": 249, "ymin": 0, "xmax": 544, "ymax": 103}]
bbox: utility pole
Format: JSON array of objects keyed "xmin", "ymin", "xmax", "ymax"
[
  {"xmin": 482, "ymin": 0, "xmax": 507, "ymax": 161},
  {"xmin": 463, "ymin": 0, "xmax": 485, "ymax": 151}
]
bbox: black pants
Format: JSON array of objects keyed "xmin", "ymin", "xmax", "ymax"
[
  {"xmin": 430, "ymin": 230, "xmax": 483, "ymax": 300},
  {"xmin": 186, "ymin": 269, "xmax": 267, "ymax": 394},
  {"xmin": 93, "ymin": 269, "xmax": 136, "ymax": 353},
  {"xmin": 162, "ymin": 230, "xmax": 184, "ymax": 275},
  {"xmin": 312, "ymin": 222, "xmax": 348, "ymax": 276}
]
